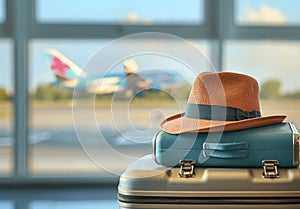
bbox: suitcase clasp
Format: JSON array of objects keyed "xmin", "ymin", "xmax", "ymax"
[
  {"xmin": 262, "ymin": 160, "xmax": 280, "ymax": 178},
  {"xmin": 179, "ymin": 160, "xmax": 196, "ymax": 178}
]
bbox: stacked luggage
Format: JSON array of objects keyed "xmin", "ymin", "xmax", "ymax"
[{"xmin": 118, "ymin": 72, "xmax": 300, "ymax": 208}]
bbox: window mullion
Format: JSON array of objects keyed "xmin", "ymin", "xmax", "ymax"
[{"xmin": 11, "ymin": 0, "xmax": 30, "ymax": 178}]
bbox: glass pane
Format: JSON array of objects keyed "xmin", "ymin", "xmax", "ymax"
[
  {"xmin": 0, "ymin": 0, "xmax": 5, "ymax": 23},
  {"xmin": 224, "ymin": 40, "xmax": 300, "ymax": 129},
  {"xmin": 29, "ymin": 38, "xmax": 211, "ymax": 175},
  {"xmin": 36, "ymin": 0, "xmax": 204, "ymax": 25},
  {"xmin": 0, "ymin": 202, "xmax": 14, "ymax": 209},
  {"xmin": 0, "ymin": 39, "xmax": 13, "ymax": 175},
  {"xmin": 236, "ymin": 0, "xmax": 300, "ymax": 25},
  {"xmin": 30, "ymin": 200, "xmax": 118, "ymax": 209},
  {"xmin": 29, "ymin": 40, "xmax": 106, "ymax": 175}
]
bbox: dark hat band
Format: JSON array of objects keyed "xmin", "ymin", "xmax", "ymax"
[{"xmin": 185, "ymin": 103, "xmax": 261, "ymax": 121}]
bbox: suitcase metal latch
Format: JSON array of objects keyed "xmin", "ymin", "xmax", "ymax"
[
  {"xmin": 179, "ymin": 160, "xmax": 196, "ymax": 178},
  {"xmin": 262, "ymin": 160, "xmax": 280, "ymax": 178}
]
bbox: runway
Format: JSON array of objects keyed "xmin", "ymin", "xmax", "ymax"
[
  {"xmin": 0, "ymin": 125, "xmax": 156, "ymax": 175},
  {"xmin": 0, "ymin": 103, "xmax": 180, "ymax": 175},
  {"xmin": 0, "ymin": 99, "xmax": 300, "ymax": 175}
]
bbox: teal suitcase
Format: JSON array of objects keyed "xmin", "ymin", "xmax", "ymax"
[{"xmin": 153, "ymin": 122, "xmax": 300, "ymax": 168}]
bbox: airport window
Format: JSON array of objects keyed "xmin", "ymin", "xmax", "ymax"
[
  {"xmin": 235, "ymin": 0, "xmax": 300, "ymax": 26},
  {"xmin": 2, "ymin": 0, "xmax": 300, "ymax": 185},
  {"xmin": 224, "ymin": 40, "xmax": 300, "ymax": 128},
  {"xmin": 35, "ymin": 0, "xmax": 204, "ymax": 25},
  {"xmin": 0, "ymin": 0, "xmax": 5, "ymax": 23},
  {"xmin": 0, "ymin": 39, "xmax": 13, "ymax": 175}
]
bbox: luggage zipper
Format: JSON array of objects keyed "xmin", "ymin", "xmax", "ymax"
[{"xmin": 262, "ymin": 160, "xmax": 280, "ymax": 178}]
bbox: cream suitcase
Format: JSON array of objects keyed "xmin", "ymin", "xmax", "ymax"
[{"xmin": 118, "ymin": 155, "xmax": 300, "ymax": 209}]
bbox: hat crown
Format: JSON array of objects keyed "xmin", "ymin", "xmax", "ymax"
[
  {"xmin": 188, "ymin": 72, "xmax": 260, "ymax": 112},
  {"xmin": 160, "ymin": 71, "xmax": 285, "ymax": 134}
]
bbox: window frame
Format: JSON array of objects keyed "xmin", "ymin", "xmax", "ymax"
[{"xmin": 1, "ymin": 0, "xmax": 300, "ymax": 185}]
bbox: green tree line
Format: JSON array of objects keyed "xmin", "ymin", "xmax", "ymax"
[
  {"xmin": 260, "ymin": 80, "xmax": 300, "ymax": 100},
  {"xmin": 33, "ymin": 84, "xmax": 72, "ymax": 101},
  {"xmin": 0, "ymin": 80, "xmax": 300, "ymax": 101},
  {"xmin": 0, "ymin": 88, "xmax": 12, "ymax": 100}
]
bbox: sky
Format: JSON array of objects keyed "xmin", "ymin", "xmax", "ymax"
[
  {"xmin": 36, "ymin": 0, "xmax": 204, "ymax": 24},
  {"xmin": 1, "ymin": 0, "xmax": 300, "ymax": 94},
  {"xmin": 237, "ymin": 0, "xmax": 300, "ymax": 25},
  {"xmin": 0, "ymin": 0, "xmax": 4, "ymax": 23}
]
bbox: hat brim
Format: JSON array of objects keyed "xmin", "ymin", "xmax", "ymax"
[{"xmin": 160, "ymin": 113, "xmax": 286, "ymax": 134}]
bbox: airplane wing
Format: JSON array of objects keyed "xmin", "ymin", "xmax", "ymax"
[
  {"xmin": 87, "ymin": 76, "xmax": 125, "ymax": 94},
  {"xmin": 140, "ymin": 70, "xmax": 186, "ymax": 91}
]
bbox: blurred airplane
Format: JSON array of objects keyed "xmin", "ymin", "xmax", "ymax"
[{"xmin": 44, "ymin": 49, "xmax": 185, "ymax": 97}]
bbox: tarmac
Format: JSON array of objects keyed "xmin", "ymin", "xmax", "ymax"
[{"xmin": 0, "ymin": 100, "xmax": 300, "ymax": 175}]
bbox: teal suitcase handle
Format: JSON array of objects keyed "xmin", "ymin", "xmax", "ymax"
[
  {"xmin": 203, "ymin": 142, "xmax": 248, "ymax": 159},
  {"xmin": 203, "ymin": 142, "xmax": 248, "ymax": 151}
]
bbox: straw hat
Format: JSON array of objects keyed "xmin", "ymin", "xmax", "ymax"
[
  {"xmin": 124, "ymin": 59, "xmax": 138, "ymax": 74},
  {"xmin": 161, "ymin": 72, "xmax": 286, "ymax": 134}
]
